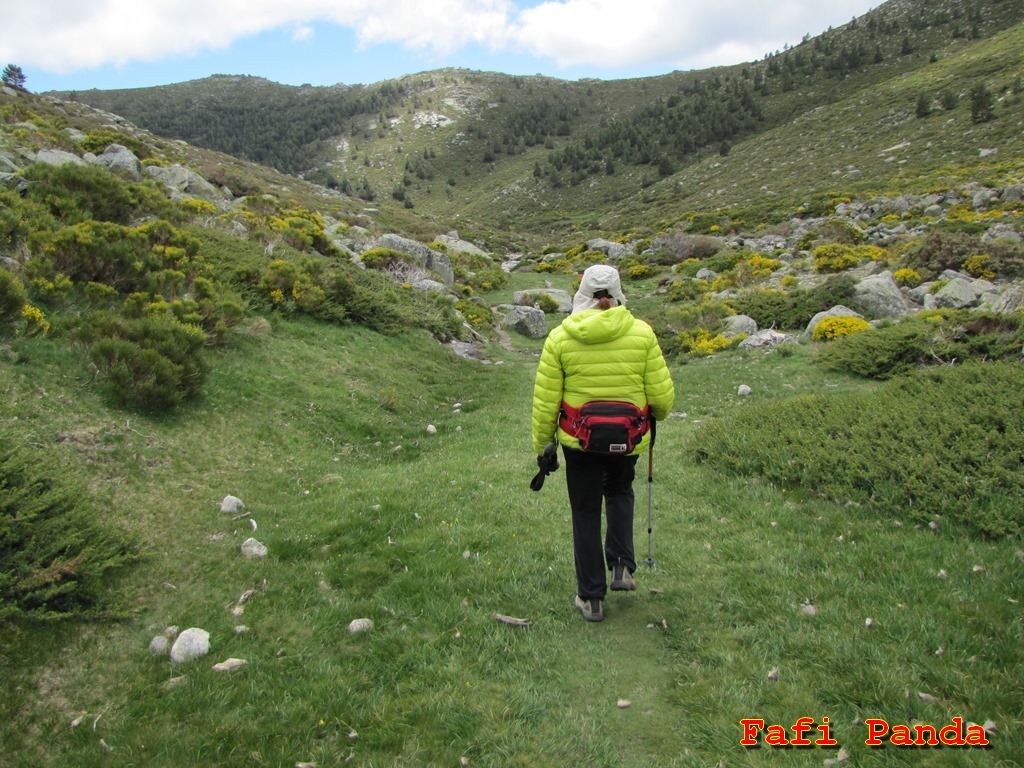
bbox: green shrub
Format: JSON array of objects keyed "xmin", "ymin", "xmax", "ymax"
[
  {"xmin": 519, "ymin": 293, "xmax": 560, "ymax": 313},
  {"xmin": 730, "ymin": 275, "xmax": 856, "ymax": 332},
  {"xmin": 360, "ymin": 247, "xmax": 419, "ymax": 272},
  {"xmin": 0, "ymin": 432, "xmax": 138, "ymax": 622},
  {"xmin": 0, "ymin": 269, "xmax": 27, "ymax": 328},
  {"xmin": 21, "ymin": 162, "xmax": 169, "ymax": 225},
  {"xmin": 81, "ymin": 311, "xmax": 209, "ymax": 410},
  {"xmin": 78, "ymin": 128, "xmax": 152, "ymax": 160},
  {"xmin": 689, "ymin": 361, "xmax": 1024, "ymax": 537},
  {"xmin": 456, "ymin": 299, "xmax": 494, "ymax": 332},
  {"xmin": 817, "ymin": 311, "xmax": 1024, "ymax": 380}
]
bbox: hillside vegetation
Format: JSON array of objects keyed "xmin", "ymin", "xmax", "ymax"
[
  {"xmin": 57, "ymin": 0, "xmax": 1024, "ymax": 248},
  {"xmin": 1, "ymin": 0, "xmax": 1023, "ymax": 764}
]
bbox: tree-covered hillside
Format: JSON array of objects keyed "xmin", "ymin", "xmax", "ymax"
[{"xmin": 52, "ymin": 0, "xmax": 1024, "ymax": 247}]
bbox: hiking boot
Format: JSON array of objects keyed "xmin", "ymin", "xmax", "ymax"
[
  {"xmin": 575, "ymin": 595, "xmax": 604, "ymax": 622},
  {"xmin": 611, "ymin": 563, "xmax": 636, "ymax": 591}
]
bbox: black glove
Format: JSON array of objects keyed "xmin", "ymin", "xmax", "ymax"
[{"xmin": 529, "ymin": 442, "xmax": 560, "ymax": 491}]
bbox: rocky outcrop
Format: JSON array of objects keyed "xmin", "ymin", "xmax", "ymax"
[{"xmin": 372, "ymin": 234, "xmax": 454, "ymax": 286}]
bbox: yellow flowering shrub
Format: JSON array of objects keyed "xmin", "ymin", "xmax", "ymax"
[
  {"xmin": 812, "ymin": 315, "xmax": 872, "ymax": 341},
  {"xmin": 676, "ymin": 328, "xmax": 743, "ymax": 356},
  {"xmin": 893, "ymin": 268, "xmax": 922, "ymax": 286},
  {"xmin": 962, "ymin": 254, "xmax": 995, "ymax": 280},
  {"xmin": 179, "ymin": 198, "xmax": 218, "ymax": 217},
  {"xmin": 21, "ymin": 304, "xmax": 50, "ymax": 336}
]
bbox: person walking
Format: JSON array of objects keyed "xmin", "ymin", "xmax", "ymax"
[{"xmin": 531, "ymin": 264, "xmax": 675, "ymax": 622}]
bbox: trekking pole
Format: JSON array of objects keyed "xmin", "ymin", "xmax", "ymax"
[{"xmin": 644, "ymin": 418, "xmax": 657, "ymax": 568}]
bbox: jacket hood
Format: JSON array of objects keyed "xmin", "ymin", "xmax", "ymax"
[{"xmin": 560, "ymin": 305, "xmax": 635, "ymax": 344}]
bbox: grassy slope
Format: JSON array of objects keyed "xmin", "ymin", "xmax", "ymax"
[{"xmin": 2, "ymin": 287, "xmax": 1022, "ymax": 766}]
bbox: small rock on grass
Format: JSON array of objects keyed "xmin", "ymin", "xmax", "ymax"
[
  {"xmin": 169, "ymin": 628, "xmax": 210, "ymax": 663},
  {"xmin": 348, "ymin": 618, "xmax": 374, "ymax": 634},
  {"xmin": 617, "ymin": 699, "xmax": 632, "ymax": 709},
  {"xmin": 212, "ymin": 658, "xmax": 247, "ymax": 672},
  {"xmin": 220, "ymin": 495, "xmax": 245, "ymax": 513}
]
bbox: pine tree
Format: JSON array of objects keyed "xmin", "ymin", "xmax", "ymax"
[{"xmin": 2, "ymin": 63, "xmax": 26, "ymax": 89}]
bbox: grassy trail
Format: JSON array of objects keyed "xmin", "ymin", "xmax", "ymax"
[{"xmin": 3, "ymin": 318, "xmax": 1022, "ymax": 767}]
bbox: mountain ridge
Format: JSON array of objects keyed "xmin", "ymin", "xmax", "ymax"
[{"xmin": 29, "ymin": 0, "xmax": 1024, "ymax": 251}]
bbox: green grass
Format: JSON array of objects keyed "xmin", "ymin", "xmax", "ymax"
[{"xmin": 2, "ymin": 309, "xmax": 1022, "ymax": 767}]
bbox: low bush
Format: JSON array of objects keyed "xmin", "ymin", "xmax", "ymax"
[
  {"xmin": 898, "ymin": 230, "xmax": 1024, "ymax": 278},
  {"xmin": 690, "ymin": 361, "xmax": 1024, "ymax": 537},
  {"xmin": 816, "ymin": 311, "xmax": 1024, "ymax": 379},
  {"xmin": 80, "ymin": 311, "xmax": 209, "ymax": 410},
  {"xmin": 0, "ymin": 269, "xmax": 27, "ymax": 328},
  {"xmin": 0, "ymin": 432, "xmax": 138, "ymax": 622},
  {"xmin": 730, "ymin": 274, "xmax": 856, "ymax": 331},
  {"xmin": 811, "ymin": 315, "xmax": 872, "ymax": 341}
]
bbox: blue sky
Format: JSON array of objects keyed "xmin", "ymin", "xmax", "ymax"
[{"xmin": 3, "ymin": 1, "xmax": 881, "ymax": 93}]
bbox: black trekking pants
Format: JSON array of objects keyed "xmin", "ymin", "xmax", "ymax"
[{"xmin": 562, "ymin": 447, "xmax": 640, "ymax": 600}]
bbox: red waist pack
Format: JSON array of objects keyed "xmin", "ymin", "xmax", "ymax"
[{"xmin": 559, "ymin": 401, "xmax": 650, "ymax": 455}]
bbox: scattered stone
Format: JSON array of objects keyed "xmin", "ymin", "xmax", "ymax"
[
  {"xmin": 616, "ymin": 699, "xmax": 632, "ymax": 709},
  {"xmin": 737, "ymin": 384, "xmax": 752, "ymax": 396},
  {"xmin": 348, "ymin": 618, "xmax": 374, "ymax": 634},
  {"xmin": 212, "ymin": 658, "xmax": 247, "ymax": 672},
  {"xmin": 767, "ymin": 667, "xmax": 779, "ymax": 681},
  {"xmin": 220, "ymin": 495, "xmax": 245, "ymax": 513},
  {"xmin": 148, "ymin": 635, "xmax": 170, "ymax": 655},
  {"xmin": 937, "ymin": 569, "xmax": 948, "ymax": 579},
  {"xmin": 169, "ymin": 628, "xmax": 210, "ymax": 663},
  {"xmin": 801, "ymin": 601, "xmax": 818, "ymax": 617},
  {"xmin": 864, "ymin": 617, "xmax": 874, "ymax": 629},
  {"xmin": 972, "ymin": 564, "xmax": 986, "ymax": 574},
  {"xmin": 241, "ymin": 538, "xmax": 268, "ymax": 559},
  {"xmin": 738, "ymin": 329, "xmax": 795, "ymax": 349},
  {"xmin": 427, "ymin": 424, "xmax": 437, "ymax": 435}
]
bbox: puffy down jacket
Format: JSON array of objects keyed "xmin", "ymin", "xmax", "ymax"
[{"xmin": 531, "ymin": 305, "xmax": 675, "ymax": 456}]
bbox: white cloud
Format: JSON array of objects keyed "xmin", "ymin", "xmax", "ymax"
[
  {"xmin": 291, "ymin": 25, "xmax": 316, "ymax": 43},
  {"xmin": 0, "ymin": 0, "xmax": 879, "ymax": 76},
  {"xmin": 508, "ymin": 0, "xmax": 878, "ymax": 72}
]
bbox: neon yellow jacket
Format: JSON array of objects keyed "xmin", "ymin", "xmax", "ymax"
[{"xmin": 531, "ymin": 305, "xmax": 675, "ymax": 455}]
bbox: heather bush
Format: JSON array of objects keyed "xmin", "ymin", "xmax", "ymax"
[
  {"xmin": 817, "ymin": 311, "xmax": 1024, "ymax": 379},
  {"xmin": 325, "ymin": 267, "xmax": 461, "ymax": 338},
  {"xmin": 730, "ymin": 274, "xmax": 856, "ymax": 331},
  {"xmin": 78, "ymin": 128, "xmax": 153, "ymax": 161},
  {"xmin": 450, "ymin": 251, "xmax": 508, "ymax": 293},
  {"xmin": 516, "ymin": 292, "xmax": 559, "ymax": 313},
  {"xmin": 21, "ymin": 162, "xmax": 169, "ymax": 225},
  {"xmin": 901, "ymin": 230, "xmax": 983, "ymax": 278},
  {"xmin": 455, "ymin": 299, "xmax": 494, "ymax": 332},
  {"xmin": 0, "ymin": 432, "xmax": 138, "ymax": 622},
  {"xmin": 690, "ymin": 360, "xmax": 1024, "ymax": 537}
]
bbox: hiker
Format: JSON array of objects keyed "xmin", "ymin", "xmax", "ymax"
[{"xmin": 531, "ymin": 264, "xmax": 675, "ymax": 622}]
